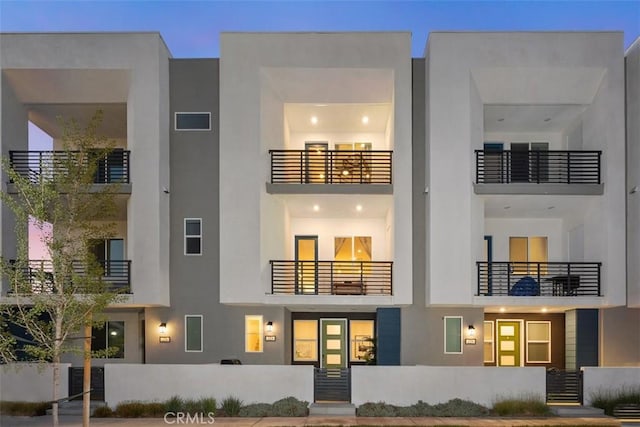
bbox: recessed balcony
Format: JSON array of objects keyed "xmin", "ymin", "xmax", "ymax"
[
  {"xmin": 270, "ymin": 260, "xmax": 392, "ymax": 295},
  {"xmin": 8, "ymin": 150, "xmax": 131, "ymax": 193},
  {"xmin": 476, "ymin": 261, "xmax": 601, "ymax": 297},
  {"xmin": 474, "ymin": 150, "xmax": 602, "ymax": 195},
  {"xmin": 267, "ymin": 149, "xmax": 392, "ymax": 194}
]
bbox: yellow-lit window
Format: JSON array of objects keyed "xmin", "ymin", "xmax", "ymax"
[
  {"xmin": 293, "ymin": 320, "xmax": 318, "ymax": 362},
  {"xmin": 350, "ymin": 320, "xmax": 374, "ymax": 362},
  {"xmin": 509, "ymin": 236, "xmax": 547, "ymax": 274},
  {"xmin": 483, "ymin": 320, "xmax": 494, "ymax": 363},
  {"xmin": 526, "ymin": 321, "xmax": 551, "ymax": 363},
  {"xmin": 334, "ymin": 237, "xmax": 371, "ymax": 261},
  {"xmin": 245, "ymin": 315, "xmax": 263, "ymax": 353}
]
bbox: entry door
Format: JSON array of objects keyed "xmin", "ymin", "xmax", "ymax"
[
  {"xmin": 530, "ymin": 142, "xmax": 549, "ymax": 182},
  {"xmin": 90, "ymin": 239, "xmax": 124, "ymax": 276},
  {"xmin": 304, "ymin": 142, "xmax": 328, "ymax": 184},
  {"xmin": 295, "ymin": 236, "xmax": 318, "ymax": 294},
  {"xmin": 320, "ymin": 319, "xmax": 347, "ymax": 369},
  {"xmin": 511, "ymin": 143, "xmax": 530, "ymax": 182},
  {"xmin": 497, "ymin": 320, "xmax": 522, "ymax": 366}
]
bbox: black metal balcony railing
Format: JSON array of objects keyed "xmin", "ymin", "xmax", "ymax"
[
  {"xmin": 9, "ymin": 150, "xmax": 130, "ymax": 184},
  {"xmin": 10, "ymin": 259, "xmax": 131, "ymax": 294},
  {"xmin": 475, "ymin": 150, "xmax": 601, "ymax": 184},
  {"xmin": 270, "ymin": 260, "xmax": 392, "ymax": 295},
  {"xmin": 476, "ymin": 261, "xmax": 601, "ymax": 297},
  {"xmin": 269, "ymin": 150, "xmax": 392, "ymax": 184}
]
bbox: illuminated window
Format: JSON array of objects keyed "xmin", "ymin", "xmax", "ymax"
[
  {"xmin": 526, "ymin": 321, "xmax": 551, "ymax": 363},
  {"xmin": 245, "ymin": 315, "xmax": 263, "ymax": 353},
  {"xmin": 483, "ymin": 321, "xmax": 494, "ymax": 363},
  {"xmin": 293, "ymin": 320, "xmax": 317, "ymax": 361},
  {"xmin": 509, "ymin": 236, "xmax": 547, "ymax": 274},
  {"xmin": 444, "ymin": 316, "xmax": 463, "ymax": 354},
  {"xmin": 350, "ymin": 320, "xmax": 374, "ymax": 362},
  {"xmin": 185, "ymin": 315, "xmax": 203, "ymax": 352},
  {"xmin": 334, "ymin": 237, "xmax": 371, "ymax": 261},
  {"xmin": 92, "ymin": 321, "xmax": 125, "ymax": 358}
]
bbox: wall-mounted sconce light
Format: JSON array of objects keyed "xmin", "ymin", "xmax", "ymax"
[
  {"xmin": 159, "ymin": 322, "xmax": 167, "ymax": 334},
  {"xmin": 467, "ymin": 325, "xmax": 476, "ymax": 337},
  {"xmin": 266, "ymin": 321, "xmax": 273, "ymax": 333}
]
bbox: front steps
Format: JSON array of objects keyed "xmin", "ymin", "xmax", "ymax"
[
  {"xmin": 46, "ymin": 400, "xmax": 106, "ymax": 416},
  {"xmin": 549, "ymin": 404, "xmax": 606, "ymax": 417},
  {"xmin": 309, "ymin": 402, "xmax": 356, "ymax": 416}
]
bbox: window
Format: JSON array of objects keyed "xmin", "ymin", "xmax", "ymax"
[
  {"xmin": 293, "ymin": 319, "xmax": 317, "ymax": 362},
  {"xmin": 92, "ymin": 321, "xmax": 125, "ymax": 358},
  {"xmin": 184, "ymin": 219, "xmax": 202, "ymax": 255},
  {"xmin": 509, "ymin": 236, "xmax": 548, "ymax": 275},
  {"xmin": 444, "ymin": 316, "xmax": 463, "ymax": 354},
  {"xmin": 334, "ymin": 236, "xmax": 371, "ymax": 261},
  {"xmin": 350, "ymin": 320, "xmax": 374, "ymax": 362},
  {"xmin": 483, "ymin": 320, "xmax": 494, "ymax": 363},
  {"xmin": 245, "ymin": 315, "xmax": 263, "ymax": 353},
  {"xmin": 526, "ymin": 321, "xmax": 551, "ymax": 363},
  {"xmin": 185, "ymin": 315, "xmax": 203, "ymax": 352},
  {"xmin": 175, "ymin": 112, "xmax": 211, "ymax": 131}
]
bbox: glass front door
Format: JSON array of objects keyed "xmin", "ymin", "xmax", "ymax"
[
  {"xmin": 295, "ymin": 235, "xmax": 318, "ymax": 294},
  {"xmin": 320, "ymin": 319, "xmax": 347, "ymax": 369},
  {"xmin": 304, "ymin": 142, "xmax": 328, "ymax": 184},
  {"xmin": 497, "ymin": 320, "xmax": 522, "ymax": 366}
]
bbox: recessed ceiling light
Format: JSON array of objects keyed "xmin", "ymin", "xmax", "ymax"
[
  {"xmin": 541, "ymin": 307, "xmax": 548, "ymax": 313},
  {"xmin": 544, "ymin": 118, "xmax": 551, "ymax": 122},
  {"xmin": 497, "ymin": 118, "xmax": 505, "ymax": 122},
  {"xmin": 362, "ymin": 116, "xmax": 369, "ymax": 125},
  {"xmin": 314, "ymin": 104, "xmax": 328, "ymax": 107},
  {"xmin": 310, "ymin": 116, "xmax": 318, "ymax": 125},
  {"xmin": 499, "ymin": 307, "xmax": 506, "ymax": 313},
  {"xmin": 356, "ymin": 204, "xmax": 363, "ymax": 212},
  {"xmin": 313, "ymin": 204, "xmax": 319, "ymax": 212}
]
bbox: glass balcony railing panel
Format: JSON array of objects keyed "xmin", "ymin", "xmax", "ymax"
[
  {"xmin": 269, "ymin": 150, "xmax": 392, "ymax": 185},
  {"xmin": 476, "ymin": 261, "xmax": 601, "ymax": 297},
  {"xmin": 270, "ymin": 260, "xmax": 393, "ymax": 296}
]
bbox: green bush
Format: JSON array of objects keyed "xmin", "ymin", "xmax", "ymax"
[
  {"xmin": 92, "ymin": 405, "xmax": 113, "ymax": 418},
  {"xmin": 114, "ymin": 401, "xmax": 165, "ymax": 418},
  {"xmin": 271, "ymin": 396, "xmax": 309, "ymax": 417},
  {"xmin": 197, "ymin": 397, "xmax": 217, "ymax": 415},
  {"xmin": 357, "ymin": 401, "xmax": 397, "ymax": 417},
  {"xmin": 0, "ymin": 401, "xmax": 51, "ymax": 416},
  {"xmin": 239, "ymin": 402, "xmax": 274, "ymax": 417},
  {"xmin": 164, "ymin": 395, "xmax": 185, "ymax": 413},
  {"xmin": 219, "ymin": 396, "xmax": 243, "ymax": 417},
  {"xmin": 433, "ymin": 398, "xmax": 489, "ymax": 417},
  {"xmin": 492, "ymin": 394, "xmax": 550, "ymax": 416},
  {"xmin": 590, "ymin": 386, "xmax": 640, "ymax": 416}
]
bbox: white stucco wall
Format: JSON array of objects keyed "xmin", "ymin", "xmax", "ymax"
[
  {"xmin": 582, "ymin": 367, "xmax": 640, "ymax": 405},
  {"xmin": 484, "ymin": 218, "xmax": 566, "ymax": 262},
  {"xmin": 220, "ymin": 32, "xmax": 412, "ymax": 305},
  {"xmin": 104, "ymin": 364, "xmax": 314, "ymax": 407},
  {"xmin": 0, "ymin": 33, "xmax": 172, "ymax": 306},
  {"xmin": 427, "ymin": 32, "xmax": 625, "ymax": 306},
  {"xmin": 628, "ymin": 39, "xmax": 640, "ymax": 307},
  {"xmin": 0, "ymin": 363, "xmax": 70, "ymax": 402},
  {"xmin": 351, "ymin": 366, "xmax": 545, "ymax": 406}
]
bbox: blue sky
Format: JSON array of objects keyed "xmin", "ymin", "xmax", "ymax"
[{"xmin": 1, "ymin": 1, "xmax": 638, "ymax": 57}]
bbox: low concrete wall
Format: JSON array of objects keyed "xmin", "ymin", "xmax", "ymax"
[
  {"xmin": 582, "ymin": 367, "xmax": 640, "ymax": 405},
  {"xmin": 352, "ymin": 366, "xmax": 545, "ymax": 406},
  {"xmin": 0, "ymin": 363, "xmax": 70, "ymax": 402},
  {"xmin": 104, "ymin": 364, "xmax": 314, "ymax": 407}
]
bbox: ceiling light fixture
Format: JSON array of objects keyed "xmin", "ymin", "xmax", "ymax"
[
  {"xmin": 362, "ymin": 116, "xmax": 369, "ymax": 125},
  {"xmin": 310, "ymin": 116, "xmax": 318, "ymax": 125},
  {"xmin": 541, "ymin": 307, "xmax": 548, "ymax": 313},
  {"xmin": 356, "ymin": 204, "xmax": 363, "ymax": 212},
  {"xmin": 313, "ymin": 204, "xmax": 319, "ymax": 212},
  {"xmin": 499, "ymin": 307, "xmax": 506, "ymax": 313}
]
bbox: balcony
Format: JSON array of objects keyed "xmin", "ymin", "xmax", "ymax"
[
  {"xmin": 8, "ymin": 150, "xmax": 131, "ymax": 193},
  {"xmin": 267, "ymin": 150, "xmax": 392, "ymax": 194},
  {"xmin": 474, "ymin": 150, "xmax": 602, "ymax": 195},
  {"xmin": 270, "ymin": 260, "xmax": 392, "ymax": 295},
  {"xmin": 9, "ymin": 259, "xmax": 131, "ymax": 294},
  {"xmin": 476, "ymin": 261, "xmax": 601, "ymax": 297}
]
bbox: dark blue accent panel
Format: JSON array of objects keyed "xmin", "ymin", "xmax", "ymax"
[
  {"xmin": 576, "ymin": 309, "xmax": 599, "ymax": 368},
  {"xmin": 376, "ymin": 307, "xmax": 401, "ymax": 365}
]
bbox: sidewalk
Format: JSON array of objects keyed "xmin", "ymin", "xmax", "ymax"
[{"xmin": 0, "ymin": 415, "xmax": 625, "ymax": 427}]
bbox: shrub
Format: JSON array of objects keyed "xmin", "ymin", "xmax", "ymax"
[
  {"xmin": 164, "ymin": 395, "xmax": 185, "ymax": 414},
  {"xmin": 239, "ymin": 403, "xmax": 274, "ymax": 417},
  {"xmin": 197, "ymin": 397, "xmax": 217, "ymax": 415},
  {"xmin": 114, "ymin": 401, "xmax": 165, "ymax": 418},
  {"xmin": 0, "ymin": 401, "xmax": 51, "ymax": 416},
  {"xmin": 357, "ymin": 402, "xmax": 397, "ymax": 417},
  {"xmin": 220, "ymin": 396, "xmax": 243, "ymax": 417},
  {"xmin": 271, "ymin": 396, "xmax": 309, "ymax": 417},
  {"xmin": 92, "ymin": 405, "xmax": 113, "ymax": 418},
  {"xmin": 433, "ymin": 398, "xmax": 489, "ymax": 417},
  {"xmin": 492, "ymin": 394, "xmax": 550, "ymax": 416},
  {"xmin": 590, "ymin": 386, "xmax": 640, "ymax": 416}
]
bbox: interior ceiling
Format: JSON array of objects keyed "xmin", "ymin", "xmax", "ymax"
[
  {"xmin": 285, "ymin": 103, "xmax": 391, "ymax": 133},
  {"xmin": 28, "ymin": 103, "xmax": 127, "ymax": 139},
  {"xmin": 483, "ymin": 194, "xmax": 594, "ymax": 219},
  {"xmin": 278, "ymin": 194, "xmax": 392, "ymax": 219},
  {"xmin": 484, "ymin": 104, "xmax": 587, "ymax": 133}
]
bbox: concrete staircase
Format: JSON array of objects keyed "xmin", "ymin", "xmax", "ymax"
[
  {"xmin": 309, "ymin": 402, "xmax": 357, "ymax": 416},
  {"xmin": 549, "ymin": 404, "xmax": 606, "ymax": 417},
  {"xmin": 46, "ymin": 400, "xmax": 106, "ymax": 416}
]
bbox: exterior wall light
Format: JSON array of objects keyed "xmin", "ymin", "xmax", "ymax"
[
  {"xmin": 159, "ymin": 322, "xmax": 167, "ymax": 334},
  {"xmin": 266, "ymin": 321, "xmax": 273, "ymax": 333},
  {"xmin": 467, "ymin": 325, "xmax": 476, "ymax": 337}
]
